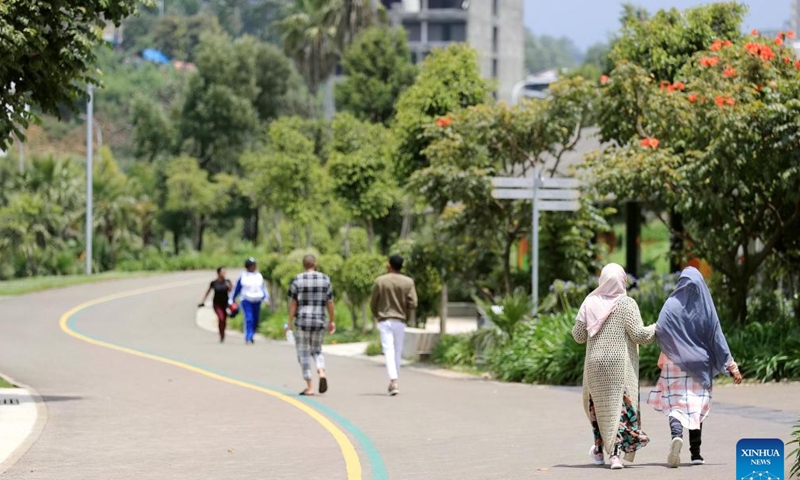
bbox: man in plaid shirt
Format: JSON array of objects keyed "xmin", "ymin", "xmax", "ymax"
[{"xmin": 286, "ymin": 255, "xmax": 336, "ymax": 395}]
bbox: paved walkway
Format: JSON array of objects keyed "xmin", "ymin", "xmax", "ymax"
[{"xmin": 0, "ymin": 273, "xmax": 796, "ymax": 479}]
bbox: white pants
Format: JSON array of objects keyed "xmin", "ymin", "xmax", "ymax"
[{"xmin": 378, "ymin": 319, "xmax": 405, "ymax": 381}]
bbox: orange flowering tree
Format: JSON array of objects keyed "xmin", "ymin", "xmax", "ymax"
[
  {"xmin": 410, "ymin": 77, "xmax": 605, "ymax": 294},
  {"xmin": 589, "ymin": 30, "xmax": 800, "ymax": 323}
]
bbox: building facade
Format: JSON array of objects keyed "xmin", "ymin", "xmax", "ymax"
[{"xmin": 381, "ymin": 0, "xmax": 525, "ymax": 103}]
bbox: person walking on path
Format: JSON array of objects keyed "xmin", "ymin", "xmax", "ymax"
[
  {"xmin": 286, "ymin": 255, "xmax": 336, "ymax": 396},
  {"xmin": 572, "ymin": 263, "xmax": 655, "ymax": 470},
  {"xmin": 647, "ymin": 266, "xmax": 743, "ymax": 468},
  {"xmin": 199, "ymin": 267, "xmax": 232, "ymax": 343},
  {"xmin": 370, "ymin": 254, "xmax": 418, "ymax": 396},
  {"xmin": 229, "ymin": 257, "xmax": 269, "ymax": 344}
]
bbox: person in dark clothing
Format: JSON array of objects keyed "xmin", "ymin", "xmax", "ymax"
[{"xmin": 200, "ymin": 267, "xmax": 233, "ymax": 342}]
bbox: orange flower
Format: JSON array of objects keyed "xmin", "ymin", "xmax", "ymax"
[
  {"xmin": 715, "ymin": 96, "xmax": 725, "ymax": 107},
  {"xmin": 674, "ymin": 81, "xmax": 686, "ymax": 91},
  {"xmin": 710, "ymin": 40, "xmax": 723, "ymax": 51},
  {"xmin": 745, "ymin": 42, "xmax": 761, "ymax": 55},
  {"xmin": 436, "ymin": 116, "xmax": 452, "ymax": 127},
  {"xmin": 600, "ymin": 74, "xmax": 609, "ymax": 85},
  {"xmin": 775, "ymin": 36, "xmax": 784, "ymax": 46},
  {"xmin": 700, "ymin": 56, "xmax": 720, "ymax": 67},
  {"xmin": 760, "ymin": 46, "xmax": 775, "ymax": 60},
  {"xmin": 640, "ymin": 138, "xmax": 660, "ymax": 149},
  {"xmin": 788, "ymin": 31, "xmax": 796, "ymax": 39},
  {"xmin": 795, "ymin": 60, "xmax": 800, "ymax": 69},
  {"xmin": 784, "ymin": 56, "xmax": 792, "ymax": 64},
  {"xmin": 723, "ymin": 67, "xmax": 738, "ymax": 77},
  {"xmin": 724, "ymin": 40, "xmax": 733, "ymax": 47},
  {"xmin": 726, "ymin": 97, "xmax": 736, "ymax": 106},
  {"xmin": 751, "ymin": 29, "xmax": 759, "ymax": 36},
  {"xmin": 688, "ymin": 93, "xmax": 698, "ymax": 103},
  {"xmin": 660, "ymin": 80, "xmax": 670, "ymax": 91}
]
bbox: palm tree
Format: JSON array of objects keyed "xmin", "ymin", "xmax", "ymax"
[{"xmin": 279, "ymin": 0, "xmax": 375, "ymax": 113}]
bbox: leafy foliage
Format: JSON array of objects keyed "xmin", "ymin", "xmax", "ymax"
[
  {"xmin": 339, "ymin": 253, "xmax": 385, "ymax": 330},
  {"xmin": 525, "ymin": 31, "xmax": 581, "ymax": 73},
  {"xmin": 393, "ymin": 44, "xmax": 491, "ymax": 179},
  {"xmin": 328, "ymin": 113, "xmax": 397, "ymax": 247},
  {"xmin": 335, "ymin": 26, "xmax": 417, "ymax": 125},
  {"xmin": 0, "ymin": 0, "xmax": 139, "ymax": 148},
  {"xmin": 591, "ymin": 23, "xmax": 800, "ymax": 322}
]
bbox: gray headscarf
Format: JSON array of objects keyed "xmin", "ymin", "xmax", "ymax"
[{"xmin": 655, "ymin": 267, "xmax": 733, "ymax": 389}]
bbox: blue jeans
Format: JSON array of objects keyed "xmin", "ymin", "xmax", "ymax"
[{"xmin": 241, "ymin": 300, "xmax": 261, "ymax": 342}]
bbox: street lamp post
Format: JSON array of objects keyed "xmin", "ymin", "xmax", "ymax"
[{"xmin": 85, "ymin": 85, "xmax": 94, "ymax": 275}]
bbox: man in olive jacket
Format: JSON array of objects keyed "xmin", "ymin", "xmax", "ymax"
[{"xmin": 370, "ymin": 254, "xmax": 418, "ymax": 396}]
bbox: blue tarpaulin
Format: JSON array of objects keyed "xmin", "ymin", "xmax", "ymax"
[{"xmin": 142, "ymin": 48, "xmax": 170, "ymax": 64}]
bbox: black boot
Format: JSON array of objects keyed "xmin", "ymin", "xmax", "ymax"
[{"xmin": 689, "ymin": 424, "xmax": 704, "ymax": 464}]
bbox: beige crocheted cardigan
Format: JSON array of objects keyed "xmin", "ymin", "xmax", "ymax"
[{"xmin": 572, "ymin": 296, "xmax": 656, "ymax": 460}]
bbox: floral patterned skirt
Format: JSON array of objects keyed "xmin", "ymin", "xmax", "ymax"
[{"xmin": 589, "ymin": 394, "xmax": 650, "ymax": 454}]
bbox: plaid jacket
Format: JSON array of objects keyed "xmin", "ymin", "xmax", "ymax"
[{"xmin": 288, "ymin": 271, "xmax": 333, "ymax": 330}]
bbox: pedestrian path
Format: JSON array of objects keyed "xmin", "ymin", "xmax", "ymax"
[{"xmin": 0, "ymin": 273, "xmax": 795, "ymax": 479}]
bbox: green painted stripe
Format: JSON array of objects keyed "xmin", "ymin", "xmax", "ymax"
[{"xmin": 67, "ymin": 313, "xmax": 388, "ymax": 480}]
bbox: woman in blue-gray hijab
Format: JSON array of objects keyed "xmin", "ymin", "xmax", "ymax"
[{"xmin": 647, "ymin": 267, "xmax": 742, "ymax": 468}]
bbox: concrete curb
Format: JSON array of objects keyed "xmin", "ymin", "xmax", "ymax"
[
  {"xmin": 0, "ymin": 372, "xmax": 47, "ymax": 476},
  {"xmin": 194, "ymin": 307, "xmax": 481, "ymax": 381}
]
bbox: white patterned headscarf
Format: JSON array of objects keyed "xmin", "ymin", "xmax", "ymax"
[{"xmin": 576, "ymin": 263, "xmax": 628, "ymax": 337}]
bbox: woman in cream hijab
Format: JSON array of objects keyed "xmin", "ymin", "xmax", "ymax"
[{"xmin": 572, "ymin": 263, "xmax": 656, "ymax": 470}]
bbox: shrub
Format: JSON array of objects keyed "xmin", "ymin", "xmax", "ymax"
[
  {"xmin": 475, "ymin": 289, "xmax": 533, "ymax": 341},
  {"xmin": 365, "ymin": 341, "xmax": 382, "ymax": 356},
  {"xmin": 489, "ymin": 310, "xmax": 585, "ymax": 385},
  {"xmin": 431, "ymin": 334, "xmax": 476, "ymax": 367},
  {"xmin": 790, "ymin": 417, "xmax": 800, "ymax": 479}
]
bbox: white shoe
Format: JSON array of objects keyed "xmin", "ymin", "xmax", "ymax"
[
  {"xmin": 609, "ymin": 455, "xmax": 624, "ymax": 469},
  {"xmin": 589, "ymin": 446, "xmax": 604, "ymax": 466},
  {"xmin": 668, "ymin": 437, "xmax": 683, "ymax": 468}
]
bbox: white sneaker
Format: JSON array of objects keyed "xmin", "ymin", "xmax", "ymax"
[
  {"xmin": 609, "ymin": 455, "xmax": 624, "ymax": 469},
  {"xmin": 668, "ymin": 437, "xmax": 683, "ymax": 468},
  {"xmin": 589, "ymin": 446, "xmax": 604, "ymax": 466}
]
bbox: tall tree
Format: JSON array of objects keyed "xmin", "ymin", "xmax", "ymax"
[
  {"xmin": 240, "ymin": 117, "xmax": 329, "ymax": 248},
  {"xmin": 328, "ymin": 113, "xmax": 397, "ymax": 250},
  {"xmin": 590, "ymin": 21, "xmax": 800, "ymax": 323},
  {"xmin": 393, "ymin": 44, "xmax": 491, "ymax": 180},
  {"xmin": 279, "ymin": 0, "xmax": 374, "ymax": 108},
  {"xmin": 0, "ymin": 0, "xmax": 139, "ymax": 148},
  {"xmin": 279, "ymin": 0, "xmax": 342, "ymax": 100},
  {"xmin": 524, "ymin": 31, "xmax": 582, "ymax": 73},
  {"xmin": 179, "ymin": 33, "xmax": 258, "ymax": 171},
  {"xmin": 335, "ymin": 26, "xmax": 417, "ymax": 125}
]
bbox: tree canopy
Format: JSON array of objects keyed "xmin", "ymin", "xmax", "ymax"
[{"xmin": 0, "ymin": 0, "xmax": 139, "ymax": 149}]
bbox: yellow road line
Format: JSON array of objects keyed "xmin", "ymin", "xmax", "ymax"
[{"xmin": 59, "ymin": 279, "xmax": 362, "ymax": 480}]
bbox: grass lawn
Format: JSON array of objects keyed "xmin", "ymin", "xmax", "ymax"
[
  {"xmin": 0, "ymin": 376, "xmax": 15, "ymax": 388},
  {"xmin": 606, "ymin": 219, "xmax": 671, "ymax": 275},
  {"xmin": 0, "ymin": 271, "xmax": 152, "ymax": 297}
]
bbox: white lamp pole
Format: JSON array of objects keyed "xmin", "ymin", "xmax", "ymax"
[{"xmin": 85, "ymin": 85, "xmax": 94, "ymax": 275}]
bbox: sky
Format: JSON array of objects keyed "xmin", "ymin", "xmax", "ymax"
[{"xmin": 523, "ymin": 0, "xmax": 792, "ymax": 51}]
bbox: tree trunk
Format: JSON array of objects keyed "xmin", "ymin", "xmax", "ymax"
[
  {"xmin": 344, "ymin": 223, "xmax": 351, "ymax": 258},
  {"xmin": 366, "ymin": 217, "xmax": 374, "ymax": 253},
  {"xmin": 253, "ymin": 208, "xmax": 259, "ymax": 246},
  {"xmin": 503, "ymin": 235, "xmax": 513, "ymax": 295},
  {"xmin": 305, "ymin": 226, "xmax": 312, "ymax": 248},
  {"xmin": 196, "ymin": 215, "xmax": 205, "ymax": 251},
  {"xmin": 361, "ymin": 303, "xmax": 369, "ymax": 332},
  {"xmin": 273, "ymin": 212, "xmax": 283, "ymax": 252},
  {"xmin": 440, "ymin": 279, "xmax": 448, "ymax": 335},
  {"xmin": 730, "ymin": 273, "xmax": 750, "ymax": 325},
  {"xmin": 625, "ymin": 201, "xmax": 642, "ymax": 278},
  {"xmin": 401, "ymin": 196, "xmax": 413, "ymax": 239},
  {"xmin": 349, "ymin": 302, "xmax": 359, "ymax": 331},
  {"xmin": 669, "ymin": 210, "xmax": 684, "ymax": 273},
  {"xmin": 173, "ymin": 229, "xmax": 181, "ymax": 255}
]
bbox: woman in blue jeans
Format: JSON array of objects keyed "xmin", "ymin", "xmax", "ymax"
[{"xmin": 229, "ymin": 257, "xmax": 269, "ymax": 344}]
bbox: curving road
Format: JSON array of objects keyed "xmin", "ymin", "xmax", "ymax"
[{"xmin": 0, "ymin": 273, "xmax": 796, "ymax": 479}]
